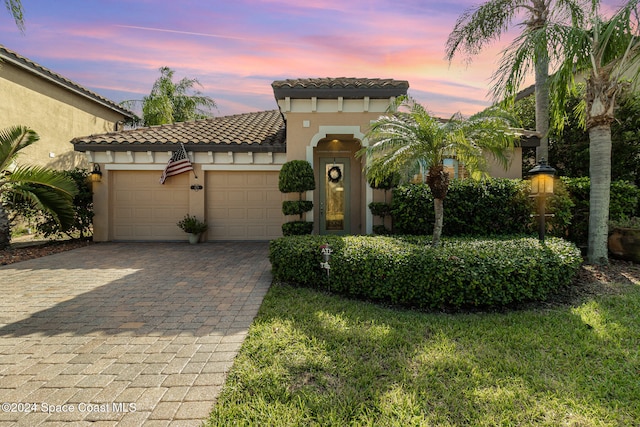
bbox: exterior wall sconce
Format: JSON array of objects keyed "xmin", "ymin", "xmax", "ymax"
[
  {"xmin": 528, "ymin": 158, "xmax": 556, "ymax": 242},
  {"xmin": 190, "ymin": 184, "xmax": 203, "ymax": 191},
  {"xmin": 90, "ymin": 164, "xmax": 102, "ymax": 183}
]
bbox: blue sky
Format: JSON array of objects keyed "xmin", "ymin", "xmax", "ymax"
[{"xmin": 0, "ymin": 0, "xmax": 621, "ymax": 118}]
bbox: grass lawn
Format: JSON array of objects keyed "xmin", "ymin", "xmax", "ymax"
[{"xmin": 206, "ymin": 264, "xmax": 640, "ymax": 426}]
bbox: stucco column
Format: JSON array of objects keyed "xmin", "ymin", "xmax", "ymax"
[{"xmin": 92, "ymin": 164, "xmax": 109, "ymax": 242}]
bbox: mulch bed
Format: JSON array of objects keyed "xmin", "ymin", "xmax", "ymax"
[{"xmin": 0, "ymin": 239, "xmax": 93, "ymax": 266}]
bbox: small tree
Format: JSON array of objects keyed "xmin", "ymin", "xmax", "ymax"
[{"xmin": 279, "ymin": 160, "xmax": 315, "ymax": 236}]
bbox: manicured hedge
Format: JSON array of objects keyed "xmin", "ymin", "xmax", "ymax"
[
  {"xmin": 389, "ymin": 177, "xmax": 640, "ymax": 248},
  {"xmin": 391, "ymin": 179, "xmax": 534, "ymax": 236},
  {"xmin": 270, "ymin": 235, "xmax": 582, "ymax": 309}
]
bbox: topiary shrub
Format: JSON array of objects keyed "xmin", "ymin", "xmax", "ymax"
[
  {"xmin": 281, "ymin": 220, "xmax": 314, "ymax": 236},
  {"xmin": 270, "ymin": 234, "xmax": 582, "ymax": 309},
  {"xmin": 278, "ymin": 160, "xmax": 316, "ymax": 235},
  {"xmin": 282, "ymin": 201, "xmax": 314, "ymax": 217},
  {"xmin": 368, "ymin": 173, "xmax": 399, "ymax": 234}
]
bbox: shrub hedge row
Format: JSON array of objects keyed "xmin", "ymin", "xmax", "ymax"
[
  {"xmin": 389, "ymin": 177, "xmax": 640, "ymax": 247},
  {"xmin": 270, "ymin": 235, "xmax": 582, "ymax": 309}
]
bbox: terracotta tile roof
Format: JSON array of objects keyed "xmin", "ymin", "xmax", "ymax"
[
  {"xmin": 0, "ymin": 45, "xmax": 135, "ymax": 119},
  {"xmin": 72, "ymin": 110, "xmax": 286, "ymax": 152},
  {"xmin": 272, "ymin": 77, "xmax": 409, "ymax": 99}
]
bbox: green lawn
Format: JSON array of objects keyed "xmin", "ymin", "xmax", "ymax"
[{"xmin": 206, "ymin": 267, "xmax": 640, "ymax": 426}]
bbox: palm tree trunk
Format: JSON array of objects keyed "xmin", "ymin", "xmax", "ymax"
[
  {"xmin": 587, "ymin": 124, "xmax": 612, "ymax": 265},
  {"xmin": 0, "ymin": 203, "xmax": 11, "ymax": 249},
  {"xmin": 432, "ymin": 197, "xmax": 444, "ymax": 247},
  {"xmin": 534, "ymin": 54, "xmax": 550, "ymax": 162}
]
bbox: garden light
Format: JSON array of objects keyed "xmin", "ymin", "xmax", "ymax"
[{"xmin": 528, "ymin": 158, "xmax": 556, "ymax": 242}]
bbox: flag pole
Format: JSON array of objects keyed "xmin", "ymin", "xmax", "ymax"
[{"xmin": 181, "ymin": 143, "xmax": 198, "ymax": 179}]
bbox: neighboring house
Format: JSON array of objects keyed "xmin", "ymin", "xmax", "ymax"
[
  {"xmin": 72, "ymin": 77, "xmax": 538, "ymax": 242},
  {"xmin": 0, "ymin": 45, "xmax": 134, "ymax": 169}
]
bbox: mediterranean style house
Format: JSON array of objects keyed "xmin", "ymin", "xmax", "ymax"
[
  {"xmin": 72, "ymin": 77, "xmax": 538, "ymax": 242},
  {"xmin": 1, "ymin": 45, "xmax": 134, "ymax": 170}
]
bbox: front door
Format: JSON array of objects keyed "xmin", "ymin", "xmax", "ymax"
[{"xmin": 319, "ymin": 157, "xmax": 350, "ymax": 235}]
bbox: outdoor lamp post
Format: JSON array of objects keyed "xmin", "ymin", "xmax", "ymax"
[{"xmin": 528, "ymin": 158, "xmax": 556, "ymax": 242}]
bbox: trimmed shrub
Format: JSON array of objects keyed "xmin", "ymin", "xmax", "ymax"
[
  {"xmin": 391, "ymin": 178, "xmax": 535, "ymax": 236},
  {"xmin": 282, "ymin": 200, "xmax": 314, "ymax": 217},
  {"xmin": 278, "ymin": 160, "xmax": 316, "ymax": 193},
  {"xmin": 270, "ymin": 235, "xmax": 582, "ymax": 309},
  {"xmin": 279, "ymin": 160, "xmax": 315, "ymax": 235},
  {"xmin": 281, "ymin": 221, "xmax": 314, "ymax": 236}
]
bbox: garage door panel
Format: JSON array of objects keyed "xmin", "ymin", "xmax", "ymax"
[
  {"xmin": 246, "ymin": 191, "xmax": 265, "ymax": 202},
  {"xmin": 206, "ymin": 171, "xmax": 284, "ymax": 240},
  {"xmin": 112, "ymin": 171, "xmax": 188, "ymax": 241},
  {"xmin": 247, "ymin": 208, "xmax": 265, "ymax": 220}
]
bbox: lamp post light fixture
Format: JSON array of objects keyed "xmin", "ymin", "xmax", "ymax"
[
  {"xmin": 528, "ymin": 158, "xmax": 556, "ymax": 242},
  {"xmin": 90, "ymin": 164, "xmax": 102, "ymax": 183}
]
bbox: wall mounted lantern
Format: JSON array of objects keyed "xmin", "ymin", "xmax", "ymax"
[
  {"xmin": 90, "ymin": 164, "xmax": 102, "ymax": 183},
  {"xmin": 528, "ymin": 158, "xmax": 556, "ymax": 242}
]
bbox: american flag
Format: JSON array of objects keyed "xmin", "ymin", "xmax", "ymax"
[{"xmin": 159, "ymin": 143, "xmax": 194, "ymax": 184}]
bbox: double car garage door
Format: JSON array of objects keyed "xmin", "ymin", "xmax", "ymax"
[{"xmin": 111, "ymin": 170, "xmax": 283, "ymax": 241}]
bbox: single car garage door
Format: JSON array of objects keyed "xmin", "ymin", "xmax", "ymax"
[
  {"xmin": 111, "ymin": 170, "xmax": 189, "ymax": 241},
  {"xmin": 206, "ymin": 171, "xmax": 284, "ymax": 240}
]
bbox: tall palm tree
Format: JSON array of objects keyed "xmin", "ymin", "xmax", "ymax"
[
  {"xmin": 446, "ymin": 0, "xmax": 589, "ymax": 163},
  {"xmin": 542, "ymin": 0, "xmax": 640, "ymax": 264},
  {"xmin": 4, "ymin": 0, "xmax": 24, "ymax": 32},
  {"xmin": 357, "ymin": 96, "xmax": 517, "ymax": 247},
  {"xmin": 125, "ymin": 66, "xmax": 216, "ymax": 126},
  {"xmin": 0, "ymin": 126, "xmax": 78, "ymax": 249}
]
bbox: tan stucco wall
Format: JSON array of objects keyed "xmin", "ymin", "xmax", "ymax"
[{"xmin": 1, "ymin": 61, "xmax": 127, "ymax": 170}]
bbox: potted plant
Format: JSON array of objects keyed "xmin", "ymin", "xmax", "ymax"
[
  {"xmin": 177, "ymin": 214, "xmax": 208, "ymax": 244},
  {"xmin": 608, "ymin": 216, "xmax": 640, "ymax": 262}
]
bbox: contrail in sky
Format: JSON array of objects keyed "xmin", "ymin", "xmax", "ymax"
[{"xmin": 115, "ymin": 24, "xmax": 297, "ymax": 45}]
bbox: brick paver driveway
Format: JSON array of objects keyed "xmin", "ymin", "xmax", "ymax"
[{"xmin": 0, "ymin": 242, "xmax": 272, "ymax": 426}]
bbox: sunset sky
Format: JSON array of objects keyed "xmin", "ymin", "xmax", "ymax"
[{"xmin": 0, "ymin": 0, "xmax": 622, "ymax": 119}]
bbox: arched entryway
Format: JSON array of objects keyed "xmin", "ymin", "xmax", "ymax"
[{"xmin": 313, "ymin": 136, "xmax": 368, "ymax": 235}]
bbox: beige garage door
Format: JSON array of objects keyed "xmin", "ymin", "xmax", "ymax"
[
  {"xmin": 206, "ymin": 171, "xmax": 284, "ymax": 240},
  {"xmin": 112, "ymin": 171, "xmax": 189, "ymax": 241}
]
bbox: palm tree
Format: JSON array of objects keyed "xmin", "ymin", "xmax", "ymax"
[
  {"xmin": 357, "ymin": 96, "xmax": 517, "ymax": 247},
  {"xmin": 4, "ymin": 0, "xmax": 24, "ymax": 32},
  {"xmin": 541, "ymin": 0, "xmax": 640, "ymax": 264},
  {"xmin": 0, "ymin": 126, "xmax": 78, "ymax": 249},
  {"xmin": 122, "ymin": 67, "xmax": 216, "ymax": 126},
  {"xmin": 446, "ymin": 0, "xmax": 589, "ymax": 163}
]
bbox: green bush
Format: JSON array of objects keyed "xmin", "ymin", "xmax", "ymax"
[
  {"xmin": 368, "ymin": 202, "xmax": 391, "ymax": 217},
  {"xmin": 279, "ymin": 160, "xmax": 316, "ymax": 235},
  {"xmin": 9, "ymin": 168, "xmax": 93, "ymax": 240},
  {"xmin": 281, "ymin": 220, "xmax": 314, "ymax": 236},
  {"xmin": 278, "ymin": 160, "xmax": 316, "ymax": 194},
  {"xmin": 391, "ymin": 179, "xmax": 535, "ymax": 236},
  {"xmin": 561, "ymin": 177, "xmax": 639, "ymax": 248},
  {"xmin": 282, "ymin": 200, "xmax": 314, "ymax": 217},
  {"xmin": 270, "ymin": 235, "xmax": 582, "ymax": 309}
]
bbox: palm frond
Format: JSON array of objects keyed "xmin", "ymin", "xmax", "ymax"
[
  {"xmin": 0, "ymin": 126, "xmax": 39, "ymax": 172},
  {"xmin": 5, "ymin": 166, "xmax": 78, "ymax": 197},
  {"xmin": 10, "ymin": 184, "xmax": 75, "ymax": 229}
]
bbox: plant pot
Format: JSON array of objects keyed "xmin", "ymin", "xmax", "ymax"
[
  {"xmin": 608, "ymin": 227, "xmax": 640, "ymax": 262},
  {"xmin": 188, "ymin": 233, "xmax": 200, "ymax": 244}
]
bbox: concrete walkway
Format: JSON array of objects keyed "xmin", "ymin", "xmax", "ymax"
[{"xmin": 0, "ymin": 242, "xmax": 272, "ymax": 426}]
